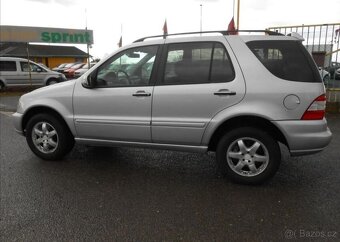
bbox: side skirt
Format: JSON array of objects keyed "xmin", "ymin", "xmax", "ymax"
[{"xmin": 75, "ymin": 138, "xmax": 208, "ymax": 153}]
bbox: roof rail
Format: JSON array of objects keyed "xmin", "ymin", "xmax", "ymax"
[{"xmin": 133, "ymin": 30, "xmax": 283, "ymax": 43}]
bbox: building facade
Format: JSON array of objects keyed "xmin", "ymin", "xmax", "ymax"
[{"xmin": 0, "ymin": 42, "xmax": 88, "ymax": 68}]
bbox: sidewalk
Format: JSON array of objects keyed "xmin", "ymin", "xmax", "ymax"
[{"xmin": 0, "ymin": 95, "xmax": 21, "ymax": 112}]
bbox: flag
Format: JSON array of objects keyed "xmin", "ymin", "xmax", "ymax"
[
  {"xmin": 228, "ymin": 17, "xmax": 237, "ymax": 35},
  {"xmin": 117, "ymin": 36, "xmax": 122, "ymax": 48},
  {"xmin": 163, "ymin": 19, "xmax": 168, "ymax": 36}
]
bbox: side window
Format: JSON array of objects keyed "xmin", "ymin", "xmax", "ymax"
[
  {"xmin": 0, "ymin": 61, "xmax": 17, "ymax": 71},
  {"xmin": 163, "ymin": 42, "xmax": 235, "ymax": 85},
  {"xmin": 95, "ymin": 45, "xmax": 158, "ymax": 87},
  {"xmin": 20, "ymin": 62, "xmax": 44, "ymax": 72},
  {"xmin": 20, "ymin": 62, "xmax": 30, "ymax": 72},
  {"xmin": 246, "ymin": 40, "xmax": 321, "ymax": 83},
  {"xmin": 211, "ymin": 44, "xmax": 235, "ymax": 83}
]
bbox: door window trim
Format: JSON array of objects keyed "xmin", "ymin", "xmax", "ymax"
[
  {"xmin": 155, "ymin": 41, "xmax": 235, "ymax": 86},
  {"xmin": 88, "ymin": 44, "xmax": 163, "ymax": 89}
]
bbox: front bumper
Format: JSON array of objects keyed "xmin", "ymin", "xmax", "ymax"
[
  {"xmin": 12, "ymin": 112, "xmax": 24, "ymax": 136},
  {"xmin": 273, "ymin": 119, "xmax": 332, "ymax": 156}
]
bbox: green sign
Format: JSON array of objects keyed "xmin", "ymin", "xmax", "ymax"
[{"xmin": 0, "ymin": 25, "xmax": 94, "ymax": 44}]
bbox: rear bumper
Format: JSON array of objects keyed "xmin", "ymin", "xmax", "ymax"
[
  {"xmin": 273, "ymin": 119, "xmax": 332, "ymax": 156},
  {"xmin": 12, "ymin": 112, "xmax": 24, "ymax": 136}
]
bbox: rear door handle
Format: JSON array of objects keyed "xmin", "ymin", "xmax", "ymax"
[
  {"xmin": 132, "ymin": 90, "xmax": 151, "ymax": 97},
  {"xmin": 214, "ymin": 89, "xmax": 236, "ymax": 96}
]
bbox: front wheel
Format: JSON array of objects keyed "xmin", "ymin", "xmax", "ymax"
[
  {"xmin": 0, "ymin": 81, "xmax": 5, "ymax": 91},
  {"xmin": 216, "ymin": 127, "xmax": 281, "ymax": 185},
  {"xmin": 26, "ymin": 114, "xmax": 74, "ymax": 160}
]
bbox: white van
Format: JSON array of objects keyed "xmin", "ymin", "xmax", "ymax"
[{"xmin": 0, "ymin": 57, "xmax": 67, "ymax": 91}]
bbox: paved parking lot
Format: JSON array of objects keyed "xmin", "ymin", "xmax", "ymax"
[{"xmin": 0, "ymin": 107, "xmax": 339, "ymax": 241}]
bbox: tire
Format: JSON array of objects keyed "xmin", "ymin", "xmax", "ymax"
[
  {"xmin": 0, "ymin": 81, "xmax": 5, "ymax": 91},
  {"xmin": 216, "ymin": 127, "xmax": 281, "ymax": 185},
  {"xmin": 25, "ymin": 113, "xmax": 75, "ymax": 160},
  {"xmin": 46, "ymin": 78, "xmax": 58, "ymax": 86}
]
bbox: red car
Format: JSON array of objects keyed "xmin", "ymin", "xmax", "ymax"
[{"xmin": 63, "ymin": 63, "xmax": 86, "ymax": 79}]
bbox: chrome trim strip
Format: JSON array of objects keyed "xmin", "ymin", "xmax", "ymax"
[
  {"xmin": 75, "ymin": 138, "xmax": 208, "ymax": 153},
  {"xmin": 151, "ymin": 121, "xmax": 206, "ymax": 128},
  {"xmin": 75, "ymin": 119, "xmax": 150, "ymax": 126}
]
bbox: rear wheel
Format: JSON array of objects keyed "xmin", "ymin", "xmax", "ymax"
[
  {"xmin": 26, "ymin": 113, "xmax": 74, "ymax": 160},
  {"xmin": 46, "ymin": 78, "xmax": 58, "ymax": 86},
  {"xmin": 216, "ymin": 127, "xmax": 281, "ymax": 185}
]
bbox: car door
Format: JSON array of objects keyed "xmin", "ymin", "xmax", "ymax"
[
  {"xmin": 73, "ymin": 45, "xmax": 160, "ymax": 142},
  {"xmin": 151, "ymin": 37, "xmax": 246, "ymax": 145},
  {"xmin": 19, "ymin": 61, "xmax": 45, "ymax": 85}
]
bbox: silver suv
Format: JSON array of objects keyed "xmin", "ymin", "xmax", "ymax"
[{"xmin": 13, "ymin": 31, "xmax": 332, "ymax": 184}]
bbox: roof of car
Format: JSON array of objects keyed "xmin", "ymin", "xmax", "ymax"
[{"xmin": 0, "ymin": 57, "xmax": 32, "ymax": 61}]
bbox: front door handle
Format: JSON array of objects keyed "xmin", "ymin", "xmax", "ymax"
[
  {"xmin": 132, "ymin": 90, "xmax": 151, "ymax": 97},
  {"xmin": 214, "ymin": 89, "xmax": 236, "ymax": 96}
]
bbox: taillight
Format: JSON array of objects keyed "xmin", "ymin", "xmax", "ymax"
[{"xmin": 301, "ymin": 94, "xmax": 326, "ymax": 120}]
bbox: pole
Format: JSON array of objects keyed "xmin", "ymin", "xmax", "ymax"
[
  {"xmin": 200, "ymin": 4, "xmax": 203, "ymax": 34},
  {"xmin": 87, "ymin": 42, "xmax": 90, "ymax": 69},
  {"xmin": 26, "ymin": 43, "xmax": 32, "ymax": 87},
  {"xmin": 85, "ymin": 8, "xmax": 90, "ymax": 69},
  {"xmin": 236, "ymin": 0, "xmax": 240, "ymax": 30}
]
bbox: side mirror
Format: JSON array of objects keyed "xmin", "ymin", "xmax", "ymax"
[
  {"xmin": 36, "ymin": 68, "xmax": 42, "ymax": 72},
  {"xmin": 82, "ymin": 74, "xmax": 96, "ymax": 89}
]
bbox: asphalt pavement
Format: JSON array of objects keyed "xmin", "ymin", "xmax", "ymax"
[{"xmin": 0, "ymin": 109, "xmax": 340, "ymax": 241}]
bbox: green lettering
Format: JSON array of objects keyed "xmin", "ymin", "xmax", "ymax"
[
  {"xmin": 51, "ymin": 33, "xmax": 62, "ymax": 43},
  {"xmin": 74, "ymin": 34, "xmax": 84, "ymax": 43},
  {"xmin": 41, "ymin": 32, "xmax": 50, "ymax": 42},
  {"xmin": 62, "ymin": 33, "xmax": 69, "ymax": 42}
]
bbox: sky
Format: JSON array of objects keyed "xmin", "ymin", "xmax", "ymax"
[{"xmin": 1, "ymin": 0, "xmax": 340, "ymax": 59}]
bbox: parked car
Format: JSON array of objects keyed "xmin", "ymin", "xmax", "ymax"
[
  {"xmin": 55, "ymin": 62, "xmax": 81, "ymax": 73},
  {"xmin": 74, "ymin": 63, "xmax": 96, "ymax": 78},
  {"xmin": 13, "ymin": 30, "xmax": 332, "ymax": 184},
  {"xmin": 52, "ymin": 63, "xmax": 68, "ymax": 72},
  {"xmin": 335, "ymin": 68, "xmax": 340, "ymax": 80},
  {"xmin": 63, "ymin": 63, "xmax": 86, "ymax": 79},
  {"xmin": 318, "ymin": 67, "xmax": 330, "ymax": 82},
  {"xmin": 325, "ymin": 62, "xmax": 340, "ymax": 79},
  {"xmin": 0, "ymin": 57, "xmax": 67, "ymax": 91}
]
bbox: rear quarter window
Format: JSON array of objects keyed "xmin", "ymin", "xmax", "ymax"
[
  {"xmin": 246, "ymin": 40, "xmax": 321, "ymax": 83},
  {"xmin": 0, "ymin": 61, "xmax": 17, "ymax": 71}
]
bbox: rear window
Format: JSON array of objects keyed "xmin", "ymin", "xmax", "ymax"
[
  {"xmin": 0, "ymin": 61, "xmax": 17, "ymax": 71},
  {"xmin": 246, "ymin": 40, "xmax": 321, "ymax": 83}
]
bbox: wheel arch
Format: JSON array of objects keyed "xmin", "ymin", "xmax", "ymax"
[
  {"xmin": 207, "ymin": 115, "xmax": 289, "ymax": 151},
  {"xmin": 22, "ymin": 106, "xmax": 73, "ymax": 137},
  {"xmin": 45, "ymin": 77, "xmax": 59, "ymax": 85}
]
